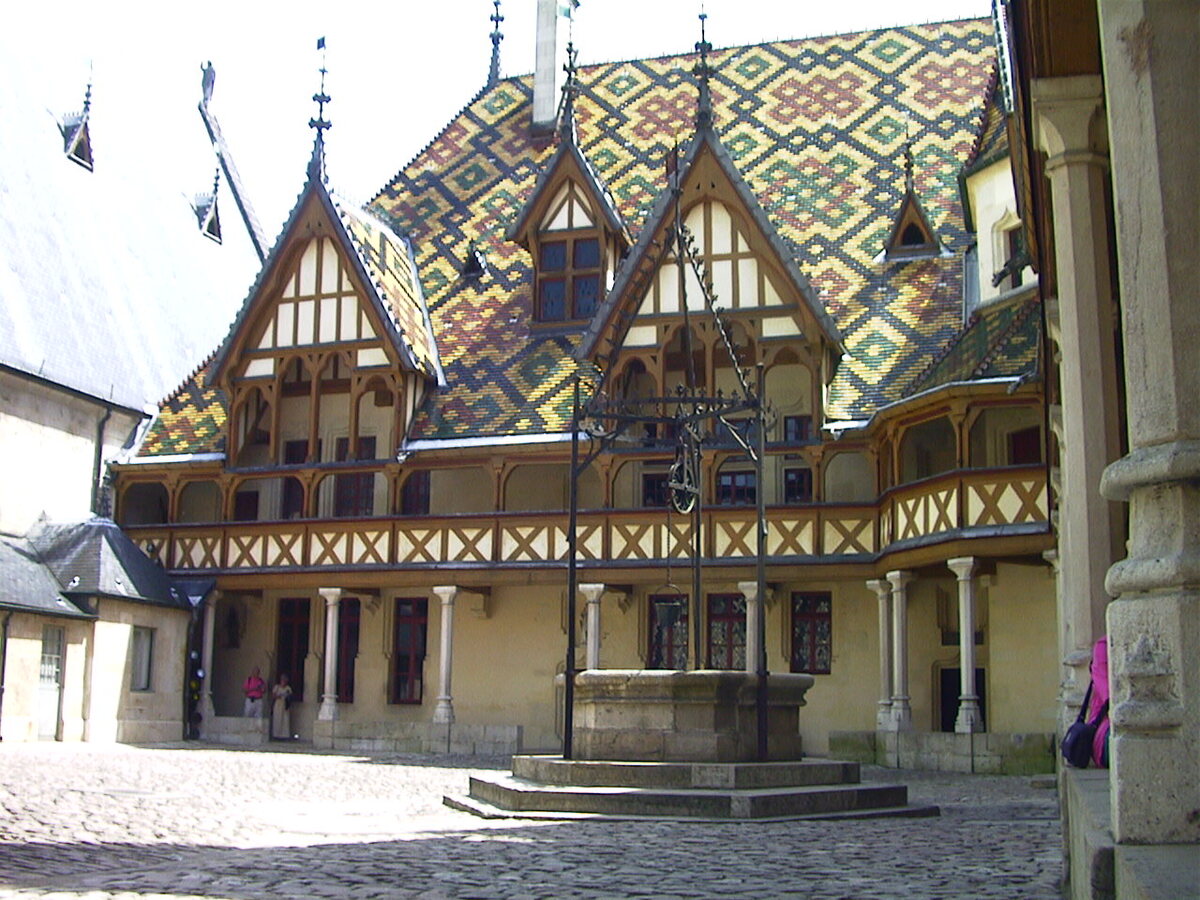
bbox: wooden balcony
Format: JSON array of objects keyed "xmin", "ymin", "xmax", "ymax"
[{"xmin": 126, "ymin": 467, "xmax": 1048, "ymax": 574}]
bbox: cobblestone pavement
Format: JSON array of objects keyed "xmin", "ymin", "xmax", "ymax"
[{"xmin": 0, "ymin": 742, "xmax": 1062, "ymax": 899}]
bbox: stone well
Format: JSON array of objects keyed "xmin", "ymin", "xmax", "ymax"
[{"xmin": 571, "ymin": 669, "xmax": 815, "ymax": 763}]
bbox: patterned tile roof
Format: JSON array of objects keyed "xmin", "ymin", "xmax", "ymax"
[
  {"xmin": 339, "ymin": 203, "xmax": 441, "ymax": 380},
  {"xmin": 904, "ymin": 292, "xmax": 1040, "ymax": 396},
  {"xmin": 141, "ymin": 358, "xmax": 226, "ymax": 456},
  {"xmin": 963, "ymin": 68, "xmax": 1008, "ymax": 174},
  {"xmin": 372, "ymin": 19, "xmax": 997, "ymax": 438},
  {"xmin": 141, "ymin": 18, "xmax": 1000, "ymax": 454}
]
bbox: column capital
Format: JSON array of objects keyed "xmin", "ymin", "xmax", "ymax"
[
  {"xmin": 865, "ymin": 578, "xmax": 891, "ymax": 601},
  {"xmin": 578, "ymin": 583, "xmax": 606, "ymax": 603},
  {"xmin": 885, "ymin": 569, "xmax": 914, "ymax": 591},
  {"xmin": 947, "ymin": 557, "xmax": 978, "ymax": 581},
  {"xmin": 1031, "ymin": 74, "xmax": 1105, "ymax": 160},
  {"xmin": 318, "ymin": 587, "xmax": 342, "ymax": 606},
  {"xmin": 736, "ymin": 580, "xmax": 760, "ymax": 603},
  {"xmin": 432, "ymin": 585, "xmax": 459, "ymax": 605}
]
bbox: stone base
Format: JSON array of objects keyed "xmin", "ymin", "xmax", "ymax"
[
  {"xmin": 572, "ymin": 669, "xmax": 813, "ymax": 763},
  {"xmin": 449, "ymin": 754, "xmax": 937, "ymax": 821},
  {"xmin": 201, "ymin": 715, "xmax": 269, "ymax": 747},
  {"xmin": 311, "ymin": 720, "xmax": 523, "ymax": 756},
  {"xmin": 829, "ymin": 730, "xmax": 1055, "ymax": 775}
]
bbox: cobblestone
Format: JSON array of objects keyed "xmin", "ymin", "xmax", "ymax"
[{"xmin": 0, "ymin": 742, "xmax": 1062, "ymax": 899}]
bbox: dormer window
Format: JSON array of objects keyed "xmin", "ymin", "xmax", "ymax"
[
  {"xmin": 59, "ymin": 85, "xmax": 94, "ymax": 172},
  {"xmin": 537, "ymin": 233, "xmax": 600, "ymax": 321}
]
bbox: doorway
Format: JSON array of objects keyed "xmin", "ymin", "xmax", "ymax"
[
  {"xmin": 939, "ymin": 667, "xmax": 986, "ymax": 732},
  {"xmin": 38, "ymin": 626, "xmax": 65, "ymax": 740},
  {"xmin": 275, "ymin": 598, "xmax": 310, "ymax": 702}
]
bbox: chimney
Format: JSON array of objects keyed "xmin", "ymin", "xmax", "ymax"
[{"xmin": 532, "ymin": 0, "xmax": 563, "ymax": 132}]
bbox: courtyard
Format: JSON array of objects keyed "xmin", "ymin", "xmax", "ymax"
[{"xmin": 0, "ymin": 742, "xmax": 1062, "ymax": 899}]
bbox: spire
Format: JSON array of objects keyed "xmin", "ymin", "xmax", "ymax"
[
  {"xmin": 487, "ymin": 0, "xmax": 504, "ymax": 89},
  {"xmin": 558, "ymin": 41, "xmax": 580, "ymax": 142},
  {"xmin": 693, "ymin": 10, "xmax": 714, "ymax": 130},
  {"xmin": 307, "ymin": 37, "xmax": 331, "ymax": 182},
  {"xmin": 903, "ymin": 118, "xmax": 915, "ymax": 194}
]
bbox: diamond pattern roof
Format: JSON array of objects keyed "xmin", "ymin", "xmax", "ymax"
[{"xmin": 141, "ymin": 18, "xmax": 1003, "ymax": 454}]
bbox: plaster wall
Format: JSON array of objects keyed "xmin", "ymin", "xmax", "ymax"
[
  {"xmin": 0, "ymin": 614, "xmax": 85, "ymax": 741},
  {"xmin": 0, "ymin": 371, "xmax": 142, "ymax": 536},
  {"xmin": 965, "ymin": 159, "xmax": 1032, "ymax": 305},
  {"xmin": 986, "ymin": 562, "xmax": 1058, "ymax": 734}
]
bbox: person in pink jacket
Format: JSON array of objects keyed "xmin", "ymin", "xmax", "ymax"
[{"xmin": 1088, "ymin": 637, "xmax": 1111, "ymax": 767}]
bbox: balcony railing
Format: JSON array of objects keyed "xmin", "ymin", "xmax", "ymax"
[{"xmin": 126, "ymin": 466, "xmax": 1048, "ymax": 573}]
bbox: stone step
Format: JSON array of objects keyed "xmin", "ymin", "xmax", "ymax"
[
  {"xmin": 460, "ymin": 773, "xmax": 922, "ymax": 820},
  {"xmin": 511, "ymin": 754, "xmax": 860, "ymax": 790}
]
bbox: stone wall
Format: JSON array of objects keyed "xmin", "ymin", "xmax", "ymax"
[
  {"xmin": 829, "ymin": 729, "xmax": 1055, "ymax": 774},
  {"xmin": 313, "ymin": 720, "xmax": 523, "ymax": 756}
]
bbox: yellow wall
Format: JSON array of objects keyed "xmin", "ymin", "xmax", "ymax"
[{"xmin": 986, "ymin": 562, "xmax": 1058, "ymax": 733}]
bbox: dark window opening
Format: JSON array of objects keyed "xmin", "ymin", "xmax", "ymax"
[
  {"xmin": 791, "ymin": 592, "xmax": 832, "ymax": 675},
  {"xmin": 536, "ymin": 233, "xmax": 602, "ymax": 322},
  {"xmin": 641, "ymin": 472, "xmax": 669, "ymax": 507},
  {"xmin": 783, "ymin": 415, "xmax": 813, "ymax": 443},
  {"xmin": 648, "ymin": 594, "xmax": 688, "ymax": 669},
  {"xmin": 784, "ymin": 468, "xmax": 813, "ymax": 504},
  {"xmin": 716, "ymin": 470, "xmax": 756, "ymax": 506},
  {"xmin": 334, "ymin": 436, "xmax": 376, "ymax": 518},
  {"xmin": 901, "ymin": 222, "xmax": 927, "ymax": 247},
  {"xmin": 401, "ymin": 470, "xmax": 431, "ymax": 516},
  {"xmin": 1007, "ymin": 425, "xmax": 1041, "ymax": 465},
  {"xmin": 276, "ymin": 598, "xmax": 310, "ymax": 703},
  {"xmin": 336, "ymin": 598, "xmax": 361, "ymax": 703},
  {"xmin": 541, "ymin": 240, "xmax": 567, "ymax": 271},
  {"xmin": 391, "ymin": 598, "xmax": 428, "ymax": 704},
  {"xmin": 707, "ymin": 593, "xmax": 746, "ymax": 669},
  {"xmin": 233, "ymin": 490, "xmax": 259, "ymax": 522}
]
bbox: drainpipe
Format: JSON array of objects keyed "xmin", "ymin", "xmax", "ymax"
[
  {"xmin": 91, "ymin": 406, "xmax": 112, "ymax": 515},
  {"xmin": 0, "ymin": 610, "xmax": 13, "ymax": 741}
]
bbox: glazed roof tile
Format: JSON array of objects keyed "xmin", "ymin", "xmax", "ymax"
[
  {"xmin": 904, "ymin": 291, "xmax": 1040, "ymax": 396},
  {"xmin": 142, "ymin": 19, "xmax": 1000, "ymax": 454}
]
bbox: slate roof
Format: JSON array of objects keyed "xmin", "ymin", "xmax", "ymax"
[
  {"xmin": 140, "ymin": 18, "xmax": 1001, "ymax": 454},
  {"xmin": 28, "ymin": 518, "xmax": 191, "ymax": 609},
  {"xmin": 904, "ymin": 291, "xmax": 1040, "ymax": 396},
  {"xmin": 0, "ymin": 44, "xmax": 261, "ymax": 413},
  {"xmin": 0, "ymin": 535, "xmax": 88, "ymax": 619}
]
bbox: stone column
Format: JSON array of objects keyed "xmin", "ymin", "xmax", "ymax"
[
  {"xmin": 886, "ymin": 570, "xmax": 914, "ymax": 730},
  {"xmin": 947, "ymin": 558, "xmax": 983, "ymax": 733},
  {"xmin": 866, "ymin": 579, "xmax": 893, "ymax": 729},
  {"xmin": 199, "ymin": 591, "xmax": 218, "ymax": 724},
  {"xmin": 738, "ymin": 580, "xmax": 762, "ymax": 674},
  {"xmin": 317, "ymin": 588, "xmax": 341, "ymax": 721},
  {"xmin": 1032, "ymin": 75, "xmax": 1126, "ymax": 718},
  {"xmin": 580, "ymin": 584, "xmax": 606, "ymax": 670},
  {"xmin": 1097, "ymin": 0, "xmax": 1200, "ymax": 846},
  {"xmin": 431, "ymin": 586, "xmax": 458, "ymax": 725}
]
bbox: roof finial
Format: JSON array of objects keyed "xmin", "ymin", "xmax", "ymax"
[
  {"xmin": 308, "ymin": 37, "xmax": 331, "ymax": 180},
  {"xmin": 693, "ymin": 8, "xmax": 714, "ymax": 129},
  {"xmin": 902, "ymin": 114, "xmax": 915, "ymax": 193},
  {"xmin": 487, "ymin": 1, "xmax": 504, "ymax": 89},
  {"xmin": 559, "ymin": 40, "xmax": 580, "ymax": 142}
]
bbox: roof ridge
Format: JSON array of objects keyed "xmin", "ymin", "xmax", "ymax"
[
  {"xmin": 159, "ymin": 346, "xmax": 220, "ymax": 407},
  {"xmin": 963, "ymin": 64, "xmax": 1002, "ymax": 171}
]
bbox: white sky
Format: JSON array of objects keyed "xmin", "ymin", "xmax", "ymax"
[{"xmin": 8, "ymin": 0, "xmax": 992, "ymax": 244}]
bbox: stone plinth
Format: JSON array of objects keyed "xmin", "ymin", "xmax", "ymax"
[{"xmin": 572, "ymin": 669, "xmax": 814, "ymax": 762}]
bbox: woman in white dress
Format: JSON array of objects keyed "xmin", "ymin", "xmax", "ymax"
[{"xmin": 270, "ymin": 673, "xmax": 293, "ymax": 739}]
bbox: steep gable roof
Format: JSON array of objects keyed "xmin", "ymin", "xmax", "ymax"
[
  {"xmin": 208, "ymin": 152, "xmax": 441, "ymax": 386},
  {"xmin": 577, "ymin": 125, "xmax": 844, "ymax": 374}
]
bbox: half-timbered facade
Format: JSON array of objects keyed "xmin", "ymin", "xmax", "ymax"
[{"xmin": 113, "ymin": 13, "xmax": 1056, "ymax": 765}]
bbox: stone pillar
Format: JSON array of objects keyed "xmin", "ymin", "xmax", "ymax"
[
  {"xmin": 866, "ymin": 579, "xmax": 893, "ymax": 729},
  {"xmin": 738, "ymin": 580, "xmax": 762, "ymax": 675},
  {"xmin": 199, "ymin": 591, "xmax": 218, "ymax": 724},
  {"xmin": 886, "ymin": 570, "xmax": 914, "ymax": 731},
  {"xmin": 1032, "ymin": 74, "xmax": 1126, "ymax": 716},
  {"xmin": 580, "ymin": 584, "xmax": 605, "ymax": 670},
  {"xmin": 431, "ymin": 585, "xmax": 458, "ymax": 725},
  {"xmin": 1097, "ymin": 0, "xmax": 1200, "ymax": 846},
  {"xmin": 947, "ymin": 558, "xmax": 983, "ymax": 733},
  {"xmin": 317, "ymin": 588, "xmax": 341, "ymax": 721}
]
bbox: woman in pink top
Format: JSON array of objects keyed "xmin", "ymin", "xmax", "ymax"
[{"xmin": 1088, "ymin": 636, "xmax": 1111, "ymax": 767}]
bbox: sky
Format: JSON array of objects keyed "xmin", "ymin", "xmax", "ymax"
[{"xmin": 7, "ymin": 0, "xmax": 993, "ymax": 246}]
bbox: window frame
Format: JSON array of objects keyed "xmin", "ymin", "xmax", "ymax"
[
  {"xmin": 390, "ymin": 597, "xmax": 428, "ymax": 704},
  {"xmin": 790, "ymin": 592, "xmax": 832, "ymax": 675},
  {"xmin": 706, "ymin": 593, "xmax": 747, "ymax": 670},
  {"xmin": 716, "ymin": 469, "xmax": 757, "ymax": 506},
  {"xmin": 536, "ymin": 230, "xmax": 603, "ymax": 323},
  {"xmin": 648, "ymin": 593, "xmax": 689, "ymax": 669},
  {"xmin": 783, "ymin": 467, "xmax": 814, "ymax": 504},
  {"xmin": 130, "ymin": 626, "xmax": 154, "ymax": 692}
]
